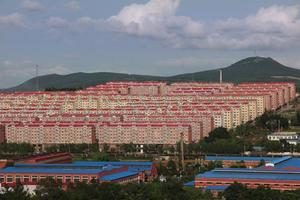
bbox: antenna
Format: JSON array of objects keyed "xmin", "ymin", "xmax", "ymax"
[{"xmin": 35, "ymin": 65, "xmax": 39, "ymax": 91}]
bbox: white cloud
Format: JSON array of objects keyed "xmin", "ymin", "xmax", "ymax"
[
  {"xmin": 0, "ymin": 13, "xmax": 26, "ymax": 28},
  {"xmin": 103, "ymin": 0, "xmax": 300, "ymax": 50},
  {"xmin": 21, "ymin": 0, "xmax": 43, "ymax": 11},
  {"xmin": 44, "ymin": 0, "xmax": 300, "ymax": 51},
  {"xmin": 47, "ymin": 17, "xmax": 69, "ymax": 29},
  {"xmin": 106, "ymin": 0, "xmax": 204, "ymax": 41},
  {"xmin": 66, "ymin": 1, "xmax": 80, "ymax": 12}
]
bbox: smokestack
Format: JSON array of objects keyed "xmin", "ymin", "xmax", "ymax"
[{"xmin": 219, "ymin": 69, "xmax": 223, "ymax": 83}]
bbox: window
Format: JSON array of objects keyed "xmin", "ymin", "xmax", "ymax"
[
  {"xmin": 32, "ymin": 176, "xmax": 38, "ymax": 182},
  {"xmin": 6, "ymin": 176, "xmax": 13, "ymax": 183},
  {"xmin": 15, "ymin": 175, "xmax": 21, "ymax": 182},
  {"xmin": 82, "ymin": 176, "xmax": 89, "ymax": 182},
  {"xmin": 0, "ymin": 176, "xmax": 4, "ymax": 183},
  {"xmin": 57, "ymin": 176, "xmax": 63, "ymax": 183},
  {"xmin": 24, "ymin": 176, "xmax": 30, "ymax": 182},
  {"xmin": 65, "ymin": 176, "xmax": 71, "ymax": 183},
  {"xmin": 74, "ymin": 176, "xmax": 80, "ymax": 182}
]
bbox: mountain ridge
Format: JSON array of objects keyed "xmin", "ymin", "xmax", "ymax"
[{"xmin": 4, "ymin": 57, "xmax": 300, "ymax": 91}]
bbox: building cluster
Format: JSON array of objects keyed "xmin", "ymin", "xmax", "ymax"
[
  {"xmin": 0, "ymin": 153, "xmax": 157, "ymax": 192},
  {"xmin": 191, "ymin": 156, "xmax": 300, "ymax": 193},
  {"xmin": 0, "ymin": 81, "xmax": 296, "ymax": 148}
]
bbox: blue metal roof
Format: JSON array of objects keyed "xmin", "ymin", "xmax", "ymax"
[
  {"xmin": 270, "ymin": 156, "xmax": 292, "ymax": 165},
  {"xmin": 73, "ymin": 161, "xmax": 152, "ymax": 166},
  {"xmin": 184, "ymin": 181, "xmax": 194, "ymax": 187},
  {"xmin": 197, "ymin": 169, "xmax": 300, "ymax": 181},
  {"xmin": 15, "ymin": 163, "xmax": 106, "ymax": 168},
  {"xmin": 73, "ymin": 161, "xmax": 152, "ymax": 172},
  {"xmin": 205, "ymin": 156, "xmax": 277, "ymax": 162},
  {"xmin": 273, "ymin": 158, "xmax": 300, "ymax": 169},
  {"xmin": 0, "ymin": 167, "xmax": 103, "ymax": 175},
  {"xmin": 203, "ymin": 185, "xmax": 228, "ymax": 191},
  {"xmin": 100, "ymin": 171, "xmax": 138, "ymax": 181},
  {"xmin": 14, "ymin": 161, "xmax": 153, "ymax": 172},
  {"xmin": 211, "ymin": 168, "xmax": 300, "ymax": 173}
]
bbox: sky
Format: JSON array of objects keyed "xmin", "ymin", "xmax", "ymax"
[{"xmin": 1, "ymin": 0, "xmax": 300, "ymax": 88}]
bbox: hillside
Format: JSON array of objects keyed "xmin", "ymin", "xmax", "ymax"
[
  {"xmin": 4, "ymin": 57, "xmax": 300, "ymax": 91},
  {"xmin": 171, "ymin": 57, "xmax": 300, "ymax": 83},
  {"xmin": 4, "ymin": 72, "xmax": 166, "ymax": 92}
]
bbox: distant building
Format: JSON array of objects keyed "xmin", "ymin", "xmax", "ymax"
[{"xmin": 267, "ymin": 132, "xmax": 300, "ymax": 145}]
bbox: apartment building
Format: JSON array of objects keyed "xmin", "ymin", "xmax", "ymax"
[{"xmin": 0, "ymin": 81, "xmax": 296, "ymax": 147}]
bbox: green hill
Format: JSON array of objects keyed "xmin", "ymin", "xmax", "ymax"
[
  {"xmin": 4, "ymin": 57, "xmax": 300, "ymax": 91},
  {"xmin": 170, "ymin": 57, "xmax": 300, "ymax": 83}
]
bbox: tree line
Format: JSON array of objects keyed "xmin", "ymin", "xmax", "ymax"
[
  {"xmin": 0, "ymin": 178, "xmax": 216, "ymax": 200},
  {"xmin": 3, "ymin": 179, "xmax": 300, "ymax": 200}
]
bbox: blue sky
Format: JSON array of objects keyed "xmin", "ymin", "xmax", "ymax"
[{"xmin": 0, "ymin": 0, "xmax": 300, "ymax": 88}]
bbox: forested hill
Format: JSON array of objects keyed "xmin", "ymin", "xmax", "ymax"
[{"xmin": 4, "ymin": 57, "xmax": 300, "ymax": 91}]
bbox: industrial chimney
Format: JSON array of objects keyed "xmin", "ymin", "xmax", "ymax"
[{"xmin": 219, "ymin": 69, "xmax": 223, "ymax": 83}]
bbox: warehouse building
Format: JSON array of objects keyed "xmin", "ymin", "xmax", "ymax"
[{"xmin": 194, "ymin": 156, "xmax": 300, "ymax": 192}]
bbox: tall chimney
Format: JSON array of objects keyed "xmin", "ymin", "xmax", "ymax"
[{"xmin": 219, "ymin": 69, "xmax": 223, "ymax": 83}]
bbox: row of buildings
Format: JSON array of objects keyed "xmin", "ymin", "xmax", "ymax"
[
  {"xmin": 190, "ymin": 156, "xmax": 300, "ymax": 193},
  {"xmin": 0, "ymin": 153, "xmax": 157, "ymax": 192},
  {"xmin": 0, "ymin": 81, "xmax": 296, "ymax": 147}
]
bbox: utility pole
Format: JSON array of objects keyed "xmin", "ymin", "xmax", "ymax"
[
  {"xmin": 219, "ymin": 69, "xmax": 223, "ymax": 83},
  {"xmin": 35, "ymin": 65, "xmax": 39, "ymax": 91},
  {"xmin": 180, "ymin": 132, "xmax": 185, "ymax": 172}
]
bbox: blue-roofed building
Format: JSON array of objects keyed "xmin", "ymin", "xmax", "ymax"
[
  {"xmin": 100, "ymin": 171, "xmax": 139, "ymax": 183},
  {"xmin": 195, "ymin": 156, "xmax": 300, "ymax": 191},
  {"xmin": 0, "ymin": 160, "xmax": 157, "ymax": 188},
  {"xmin": 204, "ymin": 155, "xmax": 279, "ymax": 168}
]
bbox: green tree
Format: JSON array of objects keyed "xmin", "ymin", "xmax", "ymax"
[
  {"xmin": 255, "ymin": 111, "xmax": 289, "ymax": 131},
  {"xmin": 34, "ymin": 177, "xmax": 67, "ymax": 200},
  {"xmin": 166, "ymin": 160, "xmax": 178, "ymax": 176},
  {"xmin": 223, "ymin": 182, "xmax": 248, "ymax": 200},
  {"xmin": 204, "ymin": 127, "xmax": 231, "ymax": 143},
  {"xmin": 0, "ymin": 183, "xmax": 31, "ymax": 200}
]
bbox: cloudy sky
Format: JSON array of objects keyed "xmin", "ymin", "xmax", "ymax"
[{"xmin": 1, "ymin": 0, "xmax": 300, "ymax": 88}]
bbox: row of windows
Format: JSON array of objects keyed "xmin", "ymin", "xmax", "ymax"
[
  {"xmin": 0, "ymin": 175, "xmax": 97, "ymax": 183},
  {"xmin": 197, "ymin": 181, "xmax": 300, "ymax": 188}
]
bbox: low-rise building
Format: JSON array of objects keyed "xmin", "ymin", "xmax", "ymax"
[{"xmin": 267, "ymin": 132, "xmax": 300, "ymax": 145}]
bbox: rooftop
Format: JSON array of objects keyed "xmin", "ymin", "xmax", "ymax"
[
  {"xmin": 205, "ymin": 155, "xmax": 277, "ymax": 162},
  {"xmin": 100, "ymin": 171, "xmax": 138, "ymax": 181}
]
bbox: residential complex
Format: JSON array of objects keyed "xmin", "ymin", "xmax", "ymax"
[{"xmin": 0, "ymin": 81, "xmax": 296, "ymax": 148}]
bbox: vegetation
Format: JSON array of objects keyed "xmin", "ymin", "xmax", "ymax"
[
  {"xmin": 45, "ymin": 143, "xmax": 99, "ymax": 154},
  {"xmin": 223, "ymin": 182, "xmax": 300, "ymax": 200},
  {"xmin": 5, "ymin": 57, "xmax": 300, "ymax": 92},
  {"xmin": 4, "ymin": 180, "xmax": 300, "ymax": 200},
  {"xmin": 255, "ymin": 111, "xmax": 289, "ymax": 131},
  {"xmin": 0, "ymin": 143, "xmax": 34, "ymax": 155},
  {"xmin": 0, "ymin": 178, "xmax": 217, "ymax": 200}
]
